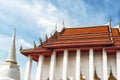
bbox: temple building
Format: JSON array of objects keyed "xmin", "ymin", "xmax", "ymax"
[
  {"xmin": 0, "ymin": 29, "xmax": 20, "ymax": 80},
  {"xmin": 20, "ymin": 22, "xmax": 119, "ymax": 80}
]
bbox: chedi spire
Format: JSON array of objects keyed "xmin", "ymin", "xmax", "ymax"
[
  {"xmin": 0, "ymin": 28, "xmax": 20, "ymax": 80},
  {"xmin": 6, "ymin": 28, "xmax": 17, "ymax": 64}
]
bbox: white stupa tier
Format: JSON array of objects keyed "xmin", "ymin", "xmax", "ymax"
[{"xmin": 0, "ymin": 29, "xmax": 20, "ymax": 80}]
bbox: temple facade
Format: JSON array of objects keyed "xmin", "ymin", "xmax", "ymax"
[{"xmin": 20, "ymin": 23, "xmax": 119, "ymax": 80}]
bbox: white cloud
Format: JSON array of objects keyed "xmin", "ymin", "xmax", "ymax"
[
  {"xmin": 1, "ymin": 0, "xmax": 118, "ymax": 79},
  {"xmin": 17, "ymin": 38, "xmax": 32, "ymax": 49},
  {"xmin": 0, "ymin": 0, "xmax": 69, "ymax": 36},
  {"xmin": 35, "ymin": 2, "xmax": 71, "ymax": 34},
  {"xmin": 0, "ymin": 1, "xmax": 64, "ymax": 79},
  {"xmin": 0, "ymin": 34, "xmax": 32, "ymax": 53},
  {"xmin": 0, "ymin": 35, "xmax": 11, "ymax": 51}
]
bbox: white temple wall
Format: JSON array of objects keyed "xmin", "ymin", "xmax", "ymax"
[
  {"xmin": 67, "ymin": 52, "xmax": 76, "ymax": 79},
  {"xmin": 42, "ymin": 57, "xmax": 50, "ymax": 80},
  {"xmin": 55, "ymin": 53, "xmax": 63, "ymax": 80},
  {"xmin": 81, "ymin": 52, "xmax": 89, "ymax": 80},
  {"xmin": 41, "ymin": 50, "xmax": 117, "ymax": 80},
  {"xmin": 107, "ymin": 53, "xmax": 117, "ymax": 77},
  {"xmin": 94, "ymin": 50, "xmax": 103, "ymax": 79},
  {"xmin": 0, "ymin": 65, "xmax": 20, "ymax": 80}
]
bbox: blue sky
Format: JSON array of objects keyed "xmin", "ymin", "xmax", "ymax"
[{"xmin": 0, "ymin": 0, "xmax": 120, "ymax": 79}]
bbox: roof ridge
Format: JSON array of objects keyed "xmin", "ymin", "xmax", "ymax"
[{"xmin": 65, "ymin": 25, "xmax": 109, "ymax": 29}]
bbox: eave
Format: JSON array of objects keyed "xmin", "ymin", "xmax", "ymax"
[{"xmin": 43, "ymin": 41, "xmax": 113, "ymax": 49}]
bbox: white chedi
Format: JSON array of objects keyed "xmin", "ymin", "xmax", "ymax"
[{"xmin": 0, "ymin": 29, "xmax": 20, "ymax": 80}]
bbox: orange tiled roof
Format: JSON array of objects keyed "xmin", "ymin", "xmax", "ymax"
[
  {"xmin": 43, "ymin": 25, "xmax": 113, "ymax": 48},
  {"xmin": 62, "ymin": 26, "xmax": 109, "ymax": 35},
  {"xmin": 20, "ymin": 25, "xmax": 120, "ymax": 59}
]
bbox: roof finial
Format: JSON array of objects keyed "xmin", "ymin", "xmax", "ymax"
[
  {"xmin": 80, "ymin": 72, "xmax": 86, "ymax": 80},
  {"xmin": 94, "ymin": 67, "xmax": 101, "ymax": 80},
  {"xmin": 118, "ymin": 21, "xmax": 120, "ymax": 33},
  {"xmin": 50, "ymin": 33, "xmax": 52, "ymax": 37},
  {"xmin": 110, "ymin": 66, "xmax": 112, "ymax": 74},
  {"xmin": 80, "ymin": 73, "xmax": 83, "ymax": 80},
  {"xmin": 55, "ymin": 24, "xmax": 58, "ymax": 32},
  {"xmin": 39, "ymin": 38, "xmax": 43, "ymax": 45},
  {"xmin": 62, "ymin": 20, "xmax": 65, "ymax": 28},
  {"xmin": 6, "ymin": 28, "xmax": 17, "ymax": 64},
  {"xmin": 45, "ymin": 34, "xmax": 48, "ymax": 41},
  {"xmin": 108, "ymin": 16, "xmax": 112, "ymax": 32},
  {"xmin": 109, "ymin": 16, "xmax": 112, "ymax": 26},
  {"xmin": 94, "ymin": 66, "xmax": 96, "ymax": 73},
  {"xmin": 20, "ymin": 45, "xmax": 23, "ymax": 51},
  {"xmin": 119, "ymin": 21, "xmax": 120, "ymax": 28},
  {"xmin": 108, "ymin": 66, "xmax": 117, "ymax": 80},
  {"xmin": 109, "ymin": 16, "xmax": 112, "ymax": 22},
  {"xmin": 33, "ymin": 41, "xmax": 36, "ymax": 48}
]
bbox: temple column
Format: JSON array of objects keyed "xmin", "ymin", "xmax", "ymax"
[
  {"xmin": 102, "ymin": 49, "xmax": 107, "ymax": 80},
  {"xmin": 116, "ymin": 51, "xmax": 120, "ymax": 79},
  {"xmin": 62, "ymin": 49, "xmax": 68, "ymax": 80},
  {"xmin": 35, "ymin": 54, "xmax": 44, "ymax": 80},
  {"xmin": 89, "ymin": 48, "xmax": 94, "ymax": 80},
  {"xmin": 76, "ymin": 49, "xmax": 81, "ymax": 80},
  {"xmin": 49, "ymin": 50, "xmax": 56, "ymax": 80},
  {"xmin": 24, "ymin": 55, "xmax": 32, "ymax": 80}
]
